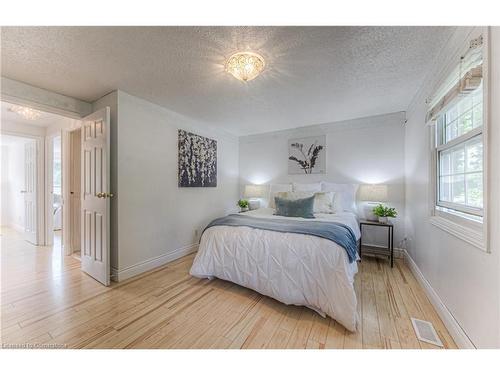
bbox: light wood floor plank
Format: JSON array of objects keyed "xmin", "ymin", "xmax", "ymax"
[
  {"xmin": 1, "ymin": 227, "xmax": 456, "ymax": 349},
  {"xmin": 361, "ymin": 259, "xmax": 383, "ymax": 348}
]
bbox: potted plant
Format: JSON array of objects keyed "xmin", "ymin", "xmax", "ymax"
[
  {"xmin": 372, "ymin": 204, "xmax": 397, "ymax": 223},
  {"xmin": 237, "ymin": 199, "xmax": 249, "ymax": 212}
]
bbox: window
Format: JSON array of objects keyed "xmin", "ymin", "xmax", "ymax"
[
  {"xmin": 427, "ymin": 31, "xmax": 487, "ymax": 249},
  {"xmin": 435, "ymin": 83, "xmax": 483, "ymax": 218}
]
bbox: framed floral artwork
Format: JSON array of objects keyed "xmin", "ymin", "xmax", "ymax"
[
  {"xmin": 178, "ymin": 130, "xmax": 217, "ymax": 187},
  {"xmin": 288, "ymin": 135, "xmax": 326, "ymax": 174}
]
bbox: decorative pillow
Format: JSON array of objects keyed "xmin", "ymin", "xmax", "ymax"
[
  {"xmin": 292, "ymin": 182, "xmax": 321, "ymax": 193},
  {"xmin": 274, "ymin": 196, "xmax": 315, "ymax": 219},
  {"xmin": 321, "ymin": 182, "xmax": 359, "ymax": 212},
  {"xmin": 313, "ymin": 192, "xmax": 336, "ymax": 213},
  {"xmin": 269, "ymin": 183, "xmax": 292, "ymax": 209},
  {"xmin": 277, "ymin": 191, "xmax": 337, "ymax": 214}
]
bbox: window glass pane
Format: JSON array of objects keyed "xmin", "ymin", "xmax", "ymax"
[
  {"xmin": 445, "ymin": 107, "xmax": 458, "ymax": 124},
  {"xmin": 439, "ymin": 150, "xmax": 451, "ymax": 176},
  {"xmin": 472, "ymin": 82, "xmax": 483, "ymax": 106},
  {"xmin": 451, "ymin": 175, "xmax": 465, "ymax": 204},
  {"xmin": 457, "ymin": 110, "xmax": 473, "ymax": 136},
  {"xmin": 451, "ymin": 146, "xmax": 465, "ymax": 174},
  {"xmin": 472, "ymin": 103, "xmax": 483, "ymax": 128},
  {"xmin": 458, "ymin": 95, "xmax": 473, "ymax": 115},
  {"xmin": 442, "ymin": 83, "xmax": 483, "ymax": 144},
  {"xmin": 466, "ymin": 137, "xmax": 483, "ymax": 172},
  {"xmin": 445, "ymin": 120, "xmax": 457, "ymax": 142},
  {"xmin": 466, "ymin": 173, "xmax": 483, "ymax": 208},
  {"xmin": 439, "ymin": 176, "xmax": 451, "ymax": 202}
]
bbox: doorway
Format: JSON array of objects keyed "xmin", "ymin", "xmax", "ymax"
[
  {"xmin": 51, "ymin": 134, "xmax": 63, "ymax": 254},
  {"xmin": 0, "ymin": 134, "xmax": 37, "ymax": 242},
  {"xmin": 1, "ymin": 100, "xmax": 81, "ymax": 261},
  {"xmin": 47, "ymin": 130, "xmax": 81, "ymax": 259},
  {"xmin": 1, "ymin": 101, "xmax": 112, "ymax": 286}
]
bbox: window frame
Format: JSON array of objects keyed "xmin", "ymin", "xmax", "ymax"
[{"xmin": 428, "ymin": 27, "xmax": 489, "ymax": 252}]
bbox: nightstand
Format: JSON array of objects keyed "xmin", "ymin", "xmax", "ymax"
[{"xmin": 359, "ymin": 220, "xmax": 394, "ymax": 267}]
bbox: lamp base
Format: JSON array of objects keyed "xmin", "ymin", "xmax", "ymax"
[
  {"xmin": 363, "ymin": 202, "xmax": 378, "ymax": 221},
  {"xmin": 248, "ymin": 199, "xmax": 261, "ymax": 210}
]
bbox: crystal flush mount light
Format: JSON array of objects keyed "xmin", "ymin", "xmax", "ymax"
[
  {"xmin": 225, "ymin": 51, "xmax": 265, "ymax": 82},
  {"xmin": 9, "ymin": 105, "xmax": 42, "ymax": 121}
]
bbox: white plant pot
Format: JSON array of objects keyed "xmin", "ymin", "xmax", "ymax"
[{"xmin": 378, "ymin": 216, "xmax": 388, "ymax": 223}]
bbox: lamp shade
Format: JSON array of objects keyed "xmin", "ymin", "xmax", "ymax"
[
  {"xmin": 244, "ymin": 184, "xmax": 267, "ymax": 198},
  {"xmin": 359, "ymin": 184, "xmax": 388, "ymax": 202}
]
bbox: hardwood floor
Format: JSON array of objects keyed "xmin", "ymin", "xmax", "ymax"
[{"xmin": 0, "ymin": 226, "xmax": 457, "ymax": 349}]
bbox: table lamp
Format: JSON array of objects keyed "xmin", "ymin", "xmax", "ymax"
[
  {"xmin": 244, "ymin": 184, "xmax": 268, "ymax": 210},
  {"xmin": 359, "ymin": 184, "xmax": 388, "ymax": 221}
]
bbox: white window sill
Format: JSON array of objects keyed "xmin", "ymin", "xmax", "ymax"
[{"xmin": 429, "ymin": 214, "xmax": 486, "ymax": 251}]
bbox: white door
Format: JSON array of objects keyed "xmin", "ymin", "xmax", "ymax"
[
  {"xmin": 81, "ymin": 107, "xmax": 111, "ymax": 286},
  {"xmin": 23, "ymin": 140, "xmax": 37, "ymax": 244}
]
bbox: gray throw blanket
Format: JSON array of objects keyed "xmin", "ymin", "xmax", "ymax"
[{"xmin": 204, "ymin": 214, "xmax": 358, "ymax": 263}]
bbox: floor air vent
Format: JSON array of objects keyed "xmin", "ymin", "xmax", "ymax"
[{"xmin": 411, "ymin": 318, "xmax": 444, "ymax": 347}]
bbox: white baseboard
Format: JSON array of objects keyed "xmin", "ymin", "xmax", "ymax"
[
  {"xmin": 403, "ymin": 249, "xmax": 476, "ymax": 349},
  {"xmin": 111, "ymin": 243, "xmax": 198, "ymax": 282}
]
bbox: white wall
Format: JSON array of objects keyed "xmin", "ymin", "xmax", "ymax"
[
  {"xmin": 239, "ymin": 112, "xmax": 406, "ymax": 248},
  {"xmin": 93, "ymin": 90, "xmax": 240, "ymax": 279},
  {"xmin": 404, "ymin": 27, "xmax": 500, "ymax": 348},
  {"xmin": 1, "ymin": 137, "xmax": 29, "ymax": 231}
]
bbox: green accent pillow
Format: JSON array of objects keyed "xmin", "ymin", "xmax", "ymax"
[{"xmin": 274, "ymin": 196, "xmax": 316, "ymax": 219}]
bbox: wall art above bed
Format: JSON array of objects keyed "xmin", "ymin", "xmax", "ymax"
[
  {"xmin": 178, "ymin": 129, "xmax": 217, "ymax": 187},
  {"xmin": 288, "ymin": 135, "xmax": 326, "ymax": 174}
]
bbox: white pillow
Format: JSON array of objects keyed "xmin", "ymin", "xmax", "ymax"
[
  {"xmin": 312, "ymin": 192, "xmax": 336, "ymax": 213},
  {"xmin": 330, "ymin": 192, "xmax": 343, "ymax": 213},
  {"xmin": 292, "ymin": 182, "xmax": 321, "ymax": 192},
  {"xmin": 269, "ymin": 183, "xmax": 292, "ymax": 209},
  {"xmin": 321, "ymin": 182, "xmax": 359, "ymax": 212},
  {"xmin": 276, "ymin": 191, "xmax": 337, "ymax": 214}
]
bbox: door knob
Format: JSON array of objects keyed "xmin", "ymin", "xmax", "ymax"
[
  {"xmin": 96, "ymin": 192, "xmax": 113, "ymax": 198},
  {"xmin": 20, "ymin": 190, "xmax": 27, "ymax": 193}
]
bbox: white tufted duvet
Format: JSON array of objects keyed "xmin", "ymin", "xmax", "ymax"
[{"xmin": 189, "ymin": 208, "xmax": 361, "ymax": 331}]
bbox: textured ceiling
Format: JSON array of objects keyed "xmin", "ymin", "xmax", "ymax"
[{"xmin": 1, "ymin": 26, "xmax": 454, "ymax": 136}]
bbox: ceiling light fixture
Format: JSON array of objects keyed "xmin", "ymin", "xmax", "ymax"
[
  {"xmin": 225, "ymin": 51, "xmax": 265, "ymax": 82},
  {"xmin": 9, "ymin": 105, "xmax": 42, "ymax": 121}
]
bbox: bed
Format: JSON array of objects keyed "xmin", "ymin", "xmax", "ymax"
[{"xmin": 189, "ymin": 206, "xmax": 361, "ymax": 332}]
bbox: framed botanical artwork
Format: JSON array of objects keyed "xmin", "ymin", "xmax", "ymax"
[
  {"xmin": 178, "ymin": 130, "xmax": 217, "ymax": 187},
  {"xmin": 288, "ymin": 135, "xmax": 326, "ymax": 174}
]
